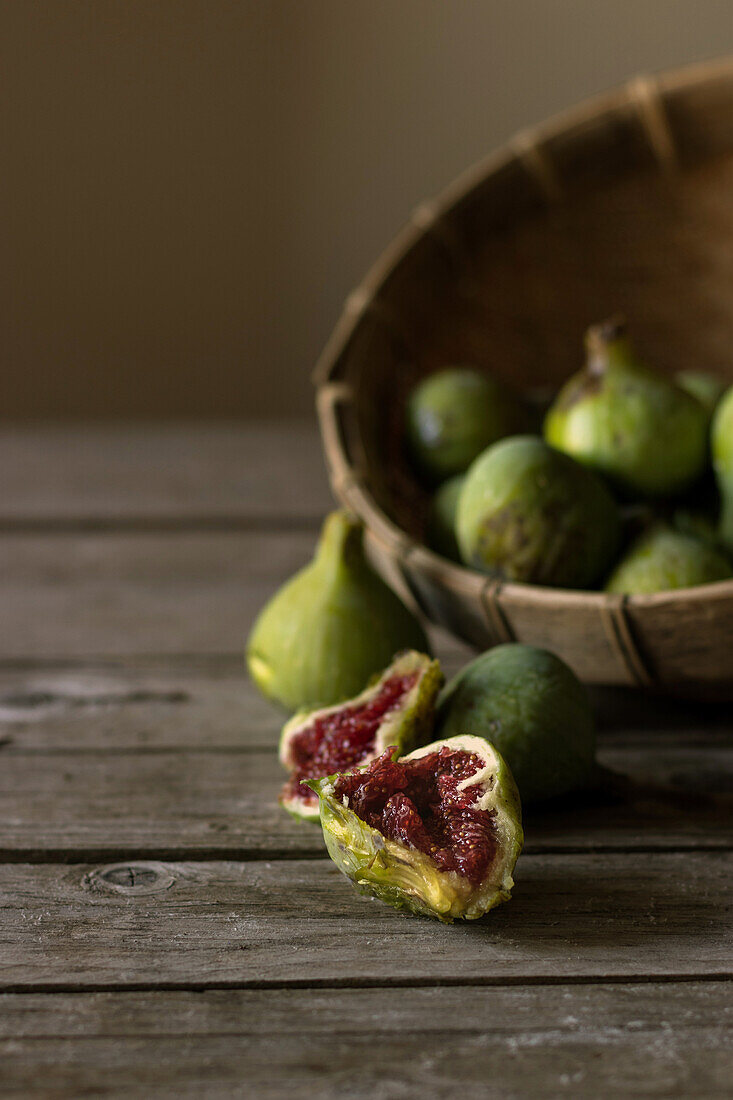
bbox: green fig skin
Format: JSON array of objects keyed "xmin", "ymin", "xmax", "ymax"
[
  {"xmin": 436, "ymin": 645, "xmax": 596, "ymax": 804},
  {"xmin": 426, "ymin": 474, "xmax": 465, "ymax": 561},
  {"xmin": 456, "ymin": 435, "xmax": 621, "ymax": 588},
  {"xmin": 672, "ymin": 508, "xmax": 726, "ymax": 554},
  {"xmin": 712, "ymin": 385, "xmax": 733, "ymax": 551},
  {"xmin": 308, "ymin": 735, "xmax": 523, "ymax": 922},
  {"xmin": 544, "ymin": 321, "xmax": 709, "ymax": 498},
  {"xmin": 278, "ymin": 650, "xmax": 443, "ymax": 822},
  {"xmin": 246, "ymin": 511, "xmax": 429, "ymax": 712},
  {"xmin": 605, "ymin": 525, "xmax": 732, "ymax": 595},
  {"xmin": 406, "ymin": 368, "xmax": 526, "ymax": 483},
  {"xmin": 675, "ymin": 370, "xmax": 726, "ymax": 418}
]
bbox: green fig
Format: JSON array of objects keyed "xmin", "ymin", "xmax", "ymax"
[
  {"xmin": 308, "ymin": 735, "xmax": 522, "ymax": 922},
  {"xmin": 672, "ymin": 508, "xmax": 726, "ymax": 553},
  {"xmin": 456, "ymin": 435, "xmax": 620, "ymax": 588},
  {"xmin": 406, "ymin": 367, "xmax": 526, "ymax": 482},
  {"xmin": 544, "ymin": 320, "xmax": 709, "ymax": 498},
  {"xmin": 605, "ymin": 524, "xmax": 732, "ymax": 595},
  {"xmin": 247, "ymin": 511, "xmax": 429, "ymax": 712},
  {"xmin": 676, "ymin": 370, "xmax": 726, "ymax": 418},
  {"xmin": 426, "ymin": 473, "xmax": 465, "ymax": 561},
  {"xmin": 279, "ymin": 650, "xmax": 443, "ymax": 821},
  {"xmin": 712, "ymin": 385, "xmax": 733, "ymax": 550},
  {"xmin": 436, "ymin": 644, "xmax": 596, "ymax": 804}
]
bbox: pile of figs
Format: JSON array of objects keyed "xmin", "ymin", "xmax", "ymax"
[
  {"xmin": 248, "ymin": 511, "xmax": 601, "ymax": 922},
  {"xmin": 410, "ymin": 318, "xmax": 733, "ymax": 594}
]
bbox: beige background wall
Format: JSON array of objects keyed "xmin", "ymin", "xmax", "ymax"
[{"xmin": 2, "ymin": 0, "xmax": 733, "ymax": 420}]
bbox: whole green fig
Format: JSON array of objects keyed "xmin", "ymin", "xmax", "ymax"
[
  {"xmin": 246, "ymin": 511, "xmax": 429, "ymax": 711},
  {"xmin": 436, "ymin": 644, "xmax": 596, "ymax": 804},
  {"xmin": 455, "ymin": 435, "xmax": 620, "ymax": 588},
  {"xmin": 672, "ymin": 508, "xmax": 723, "ymax": 552},
  {"xmin": 426, "ymin": 473, "xmax": 465, "ymax": 561},
  {"xmin": 676, "ymin": 370, "xmax": 726, "ymax": 418},
  {"xmin": 712, "ymin": 385, "xmax": 733, "ymax": 550},
  {"xmin": 406, "ymin": 367, "xmax": 526, "ymax": 482},
  {"xmin": 605, "ymin": 524, "xmax": 732, "ymax": 595},
  {"xmin": 544, "ymin": 320, "xmax": 709, "ymax": 498}
]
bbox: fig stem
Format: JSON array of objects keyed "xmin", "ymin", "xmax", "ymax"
[
  {"xmin": 316, "ymin": 510, "xmax": 364, "ymax": 571},
  {"xmin": 585, "ymin": 316, "xmax": 628, "ymax": 375}
]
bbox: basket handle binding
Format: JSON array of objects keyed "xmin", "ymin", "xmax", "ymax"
[
  {"xmin": 600, "ymin": 594, "xmax": 655, "ymax": 686},
  {"xmin": 627, "ymin": 74, "xmax": 678, "ymax": 174}
]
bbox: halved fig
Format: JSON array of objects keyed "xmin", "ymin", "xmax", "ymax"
[
  {"xmin": 279, "ymin": 650, "xmax": 442, "ymax": 821},
  {"xmin": 307, "ymin": 735, "xmax": 523, "ymax": 922}
]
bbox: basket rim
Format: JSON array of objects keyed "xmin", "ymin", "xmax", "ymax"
[{"xmin": 314, "ymin": 54, "xmax": 733, "ymax": 613}]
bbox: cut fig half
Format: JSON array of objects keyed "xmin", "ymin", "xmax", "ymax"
[
  {"xmin": 308, "ymin": 735, "xmax": 523, "ymax": 922},
  {"xmin": 279, "ymin": 650, "xmax": 443, "ymax": 822}
]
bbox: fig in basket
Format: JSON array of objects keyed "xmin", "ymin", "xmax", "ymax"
[
  {"xmin": 456, "ymin": 435, "xmax": 620, "ymax": 588},
  {"xmin": 405, "ymin": 367, "xmax": 527, "ymax": 483},
  {"xmin": 426, "ymin": 473, "xmax": 465, "ymax": 562},
  {"xmin": 308, "ymin": 736, "xmax": 522, "ymax": 922},
  {"xmin": 672, "ymin": 508, "xmax": 724, "ymax": 552},
  {"xmin": 436, "ymin": 644, "xmax": 596, "ymax": 804},
  {"xmin": 279, "ymin": 650, "xmax": 442, "ymax": 821},
  {"xmin": 676, "ymin": 369, "xmax": 726, "ymax": 419},
  {"xmin": 544, "ymin": 318, "xmax": 709, "ymax": 499},
  {"xmin": 605, "ymin": 524, "xmax": 731, "ymax": 595},
  {"xmin": 247, "ymin": 511, "xmax": 429, "ymax": 712},
  {"xmin": 712, "ymin": 385, "xmax": 733, "ymax": 551}
]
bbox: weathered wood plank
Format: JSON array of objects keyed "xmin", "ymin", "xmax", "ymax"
[
  {"xmin": 0, "ymin": 423, "xmax": 331, "ymax": 524},
  {"xmin": 0, "ymin": 664, "xmax": 729, "ymax": 857},
  {"xmin": 1, "ymin": 664, "xmax": 728, "ymax": 752},
  {"xmin": 0, "ymin": 530, "xmax": 316, "ymax": 659},
  {"xmin": 0, "ymin": 666, "xmax": 275, "ymax": 751},
  {"xmin": 0, "ymin": 529, "xmax": 466, "ymax": 662},
  {"xmin": 0, "ymin": 984, "xmax": 730, "ymax": 1099},
  {"xmin": 1, "ymin": 981, "xmax": 727, "ymax": 1038},
  {"xmin": 0, "ymin": 854, "xmax": 729, "ymax": 989},
  {"xmin": 0, "ymin": 737, "xmax": 729, "ymax": 859}
]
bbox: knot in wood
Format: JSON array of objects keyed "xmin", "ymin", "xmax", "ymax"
[{"xmin": 84, "ymin": 861, "xmax": 176, "ymax": 896}]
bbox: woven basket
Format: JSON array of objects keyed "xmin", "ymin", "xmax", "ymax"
[{"xmin": 315, "ymin": 58, "xmax": 733, "ymax": 695}]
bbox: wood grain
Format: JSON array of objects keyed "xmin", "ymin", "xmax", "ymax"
[
  {"xmin": 0, "ymin": 736, "xmax": 729, "ymax": 861},
  {"xmin": 0, "ymin": 664, "xmax": 727, "ymax": 751},
  {"xmin": 0, "ymin": 423, "xmax": 331, "ymax": 525},
  {"xmin": 0, "ymin": 663, "xmax": 729, "ymax": 859},
  {"xmin": 0, "ymin": 530, "xmax": 316, "ymax": 659},
  {"xmin": 1, "ymin": 984, "xmax": 730, "ymax": 1099},
  {"xmin": 1, "ymin": 853, "xmax": 730, "ymax": 989},
  {"xmin": 0, "ymin": 529, "xmax": 469, "ymax": 663},
  {"xmin": 0, "ymin": 665, "xmax": 276, "ymax": 751}
]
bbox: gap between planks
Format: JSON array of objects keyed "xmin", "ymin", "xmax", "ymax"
[
  {"xmin": 0, "ymin": 836, "xmax": 726, "ymax": 862},
  {"xmin": 1, "ymin": 973, "xmax": 731, "ymax": 997},
  {"xmin": 0, "ymin": 515, "xmax": 322, "ymax": 535},
  {"xmin": 0, "ymin": 842, "xmax": 730, "ymax": 866}
]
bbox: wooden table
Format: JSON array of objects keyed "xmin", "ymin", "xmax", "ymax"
[{"xmin": 1, "ymin": 423, "xmax": 731, "ymax": 1098}]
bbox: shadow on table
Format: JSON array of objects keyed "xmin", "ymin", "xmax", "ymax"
[
  {"xmin": 465, "ymin": 850, "xmax": 729, "ymax": 951},
  {"xmin": 591, "ymin": 685, "xmax": 733, "ymax": 732},
  {"xmin": 519, "ymin": 751, "xmax": 733, "ymax": 851}
]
